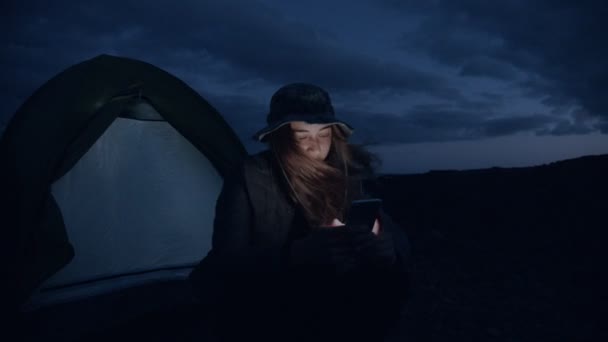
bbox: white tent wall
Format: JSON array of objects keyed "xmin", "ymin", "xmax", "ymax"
[{"xmin": 23, "ymin": 110, "xmax": 222, "ymax": 309}]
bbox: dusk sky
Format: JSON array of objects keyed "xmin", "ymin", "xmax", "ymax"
[{"xmin": 3, "ymin": 0, "xmax": 607, "ymax": 174}]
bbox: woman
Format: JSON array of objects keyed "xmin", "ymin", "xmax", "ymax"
[{"xmin": 189, "ymin": 83, "xmax": 410, "ymax": 342}]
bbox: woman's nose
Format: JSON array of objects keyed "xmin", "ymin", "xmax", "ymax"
[{"xmin": 307, "ymin": 138, "xmax": 319, "ymax": 151}]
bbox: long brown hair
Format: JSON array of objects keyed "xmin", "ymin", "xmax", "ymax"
[{"xmin": 267, "ymin": 124, "xmax": 379, "ymax": 227}]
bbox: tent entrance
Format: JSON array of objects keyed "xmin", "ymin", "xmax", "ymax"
[{"xmin": 24, "ymin": 100, "xmax": 222, "ymax": 309}]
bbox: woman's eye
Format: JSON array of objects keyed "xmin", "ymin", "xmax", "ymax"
[{"xmin": 319, "ymin": 134, "xmax": 330, "ymax": 138}]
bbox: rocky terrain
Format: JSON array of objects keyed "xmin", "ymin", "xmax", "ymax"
[{"xmin": 373, "ymin": 154, "xmax": 607, "ymax": 341}]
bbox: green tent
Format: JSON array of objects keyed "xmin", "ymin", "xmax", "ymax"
[{"xmin": 0, "ymin": 54, "xmax": 246, "ymax": 340}]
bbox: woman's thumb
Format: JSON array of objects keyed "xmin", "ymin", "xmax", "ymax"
[{"xmin": 330, "ymin": 218, "xmax": 346, "ymax": 227}]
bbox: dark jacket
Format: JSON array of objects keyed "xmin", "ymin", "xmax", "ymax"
[{"xmin": 189, "ymin": 150, "xmax": 411, "ymax": 342}]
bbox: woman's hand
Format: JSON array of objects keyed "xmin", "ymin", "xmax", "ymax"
[
  {"xmin": 352, "ymin": 229, "xmax": 397, "ymax": 269},
  {"xmin": 318, "ymin": 218, "xmax": 345, "ymax": 228},
  {"xmin": 288, "ymin": 228, "xmax": 355, "ymax": 274},
  {"xmin": 372, "ymin": 218, "xmax": 380, "ymax": 235},
  {"xmin": 322, "ymin": 217, "xmax": 379, "ymax": 231},
  {"xmin": 329, "ymin": 218, "xmax": 345, "ymax": 227}
]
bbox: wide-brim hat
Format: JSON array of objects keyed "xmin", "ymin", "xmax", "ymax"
[{"xmin": 253, "ymin": 83, "xmax": 354, "ymax": 142}]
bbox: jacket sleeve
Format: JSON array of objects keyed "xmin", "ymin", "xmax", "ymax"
[
  {"xmin": 188, "ymin": 166, "xmax": 252, "ymax": 299},
  {"xmin": 359, "ymin": 177, "xmax": 411, "ymax": 272},
  {"xmin": 191, "ymin": 163, "xmax": 280, "ymax": 282},
  {"xmin": 188, "ymin": 165, "xmax": 283, "ymax": 340},
  {"xmin": 210, "ymin": 165, "xmax": 253, "ymax": 257},
  {"xmin": 378, "ymin": 206, "xmax": 411, "ymax": 272},
  {"xmin": 366, "ymin": 206, "xmax": 412, "ymax": 328},
  {"xmin": 359, "ymin": 179, "xmax": 412, "ymax": 311}
]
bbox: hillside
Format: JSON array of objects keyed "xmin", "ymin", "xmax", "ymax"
[{"xmin": 373, "ymin": 154, "xmax": 608, "ymax": 341}]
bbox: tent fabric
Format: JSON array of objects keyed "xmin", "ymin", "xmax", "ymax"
[
  {"xmin": 0, "ymin": 54, "xmax": 247, "ymax": 310},
  {"xmin": 45, "ymin": 114, "xmax": 223, "ymax": 288}
]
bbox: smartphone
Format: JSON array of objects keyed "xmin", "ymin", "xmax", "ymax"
[{"xmin": 346, "ymin": 198, "xmax": 382, "ymax": 231}]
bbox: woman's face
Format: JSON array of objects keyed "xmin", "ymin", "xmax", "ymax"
[{"xmin": 290, "ymin": 121, "xmax": 333, "ymax": 161}]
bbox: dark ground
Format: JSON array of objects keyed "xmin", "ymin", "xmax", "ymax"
[
  {"xmin": 20, "ymin": 154, "xmax": 608, "ymax": 341},
  {"xmin": 372, "ymin": 154, "xmax": 607, "ymax": 341}
]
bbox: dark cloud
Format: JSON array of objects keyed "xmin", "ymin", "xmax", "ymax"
[
  {"xmin": 483, "ymin": 115, "xmax": 555, "ymax": 136},
  {"xmin": 204, "ymin": 93, "xmax": 267, "ymax": 141},
  {"xmin": 205, "ymin": 91, "xmax": 557, "ymax": 148},
  {"xmin": 1, "ymin": 0, "xmax": 470, "ymax": 139},
  {"xmin": 542, "ymin": 120, "xmax": 596, "ymax": 136},
  {"xmin": 3, "ymin": 0, "xmax": 606, "ymax": 146},
  {"xmin": 336, "ymin": 104, "xmax": 565, "ymax": 145},
  {"xmin": 480, "ymin": 92, "xmax": 504, "ymax": 103},
  {"xmin": 384, "ymin": 0, "xmax": 608, "ymax": 123},
  {"xmin": 597, "ymin": 121, "xmax": 608, "ymax": 134},
  {"xmin": 459, "ymin": 57, "xmax": 518, "ymax": 80},
  {"xmin": 406, "ymin": 105, "xmax": 484, "ymax": 130},
  {"xmin": 1, "ymin": 0, "xmax": 456, "ymax": 101}
]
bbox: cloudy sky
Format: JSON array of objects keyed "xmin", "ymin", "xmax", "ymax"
[{"xmin": 2, "ymin": 0, "xmax": 607, "ymax": 174}]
